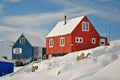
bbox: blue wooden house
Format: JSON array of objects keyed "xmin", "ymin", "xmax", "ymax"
[
  {"xmin": 12, "ymin": 33, "xmax": 46, "ymax": 64},
  {"xmin": 0, "ymin": 61, "xmax": 14, "ymax": 77}
]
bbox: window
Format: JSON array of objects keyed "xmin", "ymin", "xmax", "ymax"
[
  {"xmin": 82, "ymin": 21, "xmax": 89, "ymax": 31},
  {"xmin": 49, "ymin": 39, "xmax": 54, "ymax": 47},
  {"xmin": 100, "ymin": 39, "xmax": 105, "ymax": 45},
  {"xmin": 92, "ymin": 38, "xmax": 96, "ymax": 44},
  {"xmin": 60, "ymin": 37, "xmax": 65, "ymax": 46},
  {"xmin": 75, "ymin": 37, "xmax": 83, "ymax": 43},
  {"xmin": 19, "ymin": 37, "xmax": 25, "ymax": 44},
  {"xmin": 13, "ymin": 48, "xmax": 22, "ymax": 54}
]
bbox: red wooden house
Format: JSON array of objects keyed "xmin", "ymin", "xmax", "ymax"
[{"xmin": 46, "ymin": 15, "xmax": 108, "ymax": 58}]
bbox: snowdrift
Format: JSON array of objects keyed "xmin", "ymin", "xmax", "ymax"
[{"xmin": 0, "ymin": 40, "xmax": 120, "ymax": 80}]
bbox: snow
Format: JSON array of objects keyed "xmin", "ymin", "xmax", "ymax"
[
  {"xmin": 86, "ymin": 58, "xmax": 120, "ymax": 80},
  {"xmin": 0, "ymin": 57, "xmax": 6, "ymax": 61},
  {"xmin": 0, "ymin": 39, "xmax": 120, "ymax": 80},
  {"xmin": 47, "ymin": 16, "xmax": 84, "ymax": 37}
]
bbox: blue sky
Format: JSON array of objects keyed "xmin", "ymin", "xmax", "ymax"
[{"xmin": 0, "ymin": 0, "xmax": 120, "ymax": 41}]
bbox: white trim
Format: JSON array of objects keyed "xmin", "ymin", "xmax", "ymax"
[
  {"xmin": 60, "ymin": 37, "xmax": 65, "ymax": 46},
  {"xmin": 75, "ymin": 37, "xmax": 83, "ymax": 43},
  {"xmin": 82, "ymin": 21, "xmax": 89, "ymax": 31},
  {"xmin": 49, "ymin": 39, "xmax": 54, "ymax": 48},
  {"xmin": 92, "ymin": 38, "xmax": 96, "ymax": 44}
]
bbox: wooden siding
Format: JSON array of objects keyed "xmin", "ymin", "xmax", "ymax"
[
  {"xmin": 12, "ymin": 35, "xmax": 33, "ymax": 59},
  {"xmin": 71, "ymin": 16, "xmax": 100, "ymax": 52},
  {"xmin": 46, "ymin": 34, "xmax": 72, "ymax": 55}
]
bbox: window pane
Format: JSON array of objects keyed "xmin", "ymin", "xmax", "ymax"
[
  {"xmin": 20, "ymin": 37, "xmax": 25, "ymax": 44},
  {"xmin": 76, "ymin": 38, "xmax": 79, "ymax": 42},
  {"xmin": 92, "ymin": 38, "xmax": 96, "ymax": 44},
  {"xmin": 75, "ymin": 37, "xmax": 83, "ymax": 43},
  {"xmin": 82, "ymin": 22, "xmax": 89, "ymax": 31},
  {"xmin": 49, "ymin": 39, "xmax": 54, "ymax": 47},
  {"xmin": 13, "ymin": 48, "xmax": 22, "ymax": 54},
  {"xmin": 13, "ymin": 49, "xmax": 16, "ymax": 53},
  {"xmin": 19, "ymin": 48, "xmax": 22, "ymax": 53},
  {"xmin": 60, "ymin": 38, "xmax": 65, "ymax": 46}
]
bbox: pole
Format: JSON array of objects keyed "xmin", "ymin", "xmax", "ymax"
[{"xmin": 108, "ymin": 26, "xmax": 111, "ymax": 42}]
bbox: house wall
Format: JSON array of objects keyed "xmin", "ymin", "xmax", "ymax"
[
  {"xmin": 46, "ymin": 34, "xmax": 72, "ymax": 55},
  {"xmin": 33, "ymin": 47, "xmax": 46, "ymax": 59},
  {"xmin": 100, "ymin": 36, "xmax": 108, "ymax": 44},
  {"xmin": 33, "ymin": 47, "xmax": 39, "ymax": 59},
  {"xmin": 71, "ymin": 16, "xmax": 100, "ymax": 51},
  {"xmin": 12, "ymin": 35, "xmax": 33, "ymax": 60}
]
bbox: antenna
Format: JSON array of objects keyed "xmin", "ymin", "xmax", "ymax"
[{"xmin": 108, "ymin": 26, "xmax": 111, "ymax": 42}]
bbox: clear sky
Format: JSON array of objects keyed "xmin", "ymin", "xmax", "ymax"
[{"xmin": 0, "ymin": 0, "xmax": 120, "ymax": 41}]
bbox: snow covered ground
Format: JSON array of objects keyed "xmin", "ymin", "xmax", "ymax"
[{"xmin": 0, "ymin": 40, "xmax": 120, "ymax": 80}]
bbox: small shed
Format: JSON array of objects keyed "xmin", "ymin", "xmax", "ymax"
[
  {"xmin": 12, "ymin": 33, "xmax": 46, "ymax": 63},
  {"xmin": 0, "ymin": 61, "xmax": 14, "ymax": 77}
]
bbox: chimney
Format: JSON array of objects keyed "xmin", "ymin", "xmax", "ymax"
[{"xmin": 64, "ymin": 15, "xmax": 67, "ymax": 25}]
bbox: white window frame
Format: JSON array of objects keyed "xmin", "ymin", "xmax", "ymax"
[
  {"xmin": 19, "ymin": 37, "xmax": 25, "ymax": 44},
  {"xmin": 13, "ymin": 48, "xmax": 22, "ymax": 54},
  {"xmin": 82, "ymin": 21, "xmax": 89, "ymax": 31},
  {"xmin": 92, "ymin": 38, "xmax": 96, "ymax": 44},
  {"xmin": 60, "ymin": 37, "xmax": 65, "ymax": 46},
  {"xmin": 49, "ymin": 39, "xmax": 54, "ymax": 48},
  {"xmin": 75, "ymin": 37, "xmax": 83, "ymax": 43}
]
